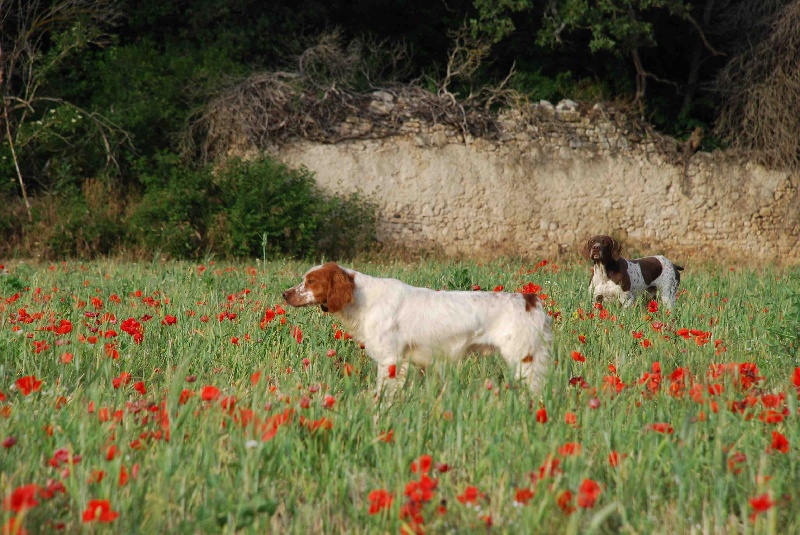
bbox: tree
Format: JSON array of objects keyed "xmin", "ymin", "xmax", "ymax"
[
  {"xmin": 0, "ymin": 0, "xmax": 126, "ymax": 220},
  {"xmin": 537, "ymin": 0, "xmax": 695, "ymax": 112}
]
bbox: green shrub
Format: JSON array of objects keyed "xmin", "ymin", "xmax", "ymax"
[
  {"xmin": 216, "ymin": 158, "xmax": 320, "ymax": 258},
  {"xmin": 217, "ymin": 157, "xmax": 377, "ymax": 260},
  {"xmin": 315, "ymin": 191, "xmax": 377, "ymax": 260},
  {"xmin": 126, "ymin": 153, "xmax": 218, "ymax": 258},
  {"xmin": 38, "ymin": 184, "xmax": 126, "ymax": 259},
  {"xmin": 0, "ymin": 152, "xmax": 377, "ymax": 260}
]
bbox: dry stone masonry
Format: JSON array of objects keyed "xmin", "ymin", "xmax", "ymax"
[{"xmin": 269, "ymin": 95, "xmax": 800, "ymax": 265}]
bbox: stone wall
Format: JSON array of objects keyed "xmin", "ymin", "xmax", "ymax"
[{"xmin": 269, "ymin": 99, "xmax": 800, "ymax": 265}]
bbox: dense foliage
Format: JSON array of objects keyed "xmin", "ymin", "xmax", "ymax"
[{"xmin": 0, "ymin": 0, "xmax": 798, "ymax": 258}]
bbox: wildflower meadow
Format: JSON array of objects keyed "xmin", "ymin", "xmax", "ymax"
[{"xmin": 1, "ymin": 258, "xmax": 799, "ymax": 533}]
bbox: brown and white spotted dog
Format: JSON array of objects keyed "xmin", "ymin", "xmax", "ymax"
[{"xmin": 581, "ymin": 235, "xmax": 684, "ymax": 310}]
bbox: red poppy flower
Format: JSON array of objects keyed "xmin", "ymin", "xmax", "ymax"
[
  {"xmin": 577, "ymin": 479, "xmax": 602, "ymax": 508},
  {"xmin": 178, "ymin": 389, "xmax": 194, "ymax": 405},
  {"xmin": 759, "ymin": 410, "xmax": 784, "ymax": 424},
  {"xmin": 558, "ymin": 442, "xmax": 581, "ymax": 457},
  {"xmin": 608, "ymin": 451, "xmax": 624, "ymax": 467},
  {"xmin": 405, "ymin": 474, "xmax": 438, "ymax": 502},
  {"xmin": 161, "ymin": 315, "xmax": 177, "ymax": 326},
  {"xmin": 2, "ymin": 517, "xmax": 26, "ymax": 535},
  {"xmin": 535, "ymin": 407, "xmax": 548, "ymax": 423},
  {"xmin": 3, "ymin": 484, "xmax": 40, "ymax": 512},
  {"xmin": 520, "ymin": 282, "xmax": 541, "ymax": 294},
  {"xmin": 15, "ymin": 376, "xmax": 43, "ymax": 396},
  {"xmin": 112, "ymin": 372, "xmax": 131, "ymax": 389},
  {"xmin": 260, "ymin": 309, "xmax": 276, "ymax": 329},
  {"xmin": 649, "ymin": 422, "xmax": 674, "ymax": 434},
  {"xmin": 120, "ymin": 317, "xmax": 144, "ymax": 343},
  {"xmin": 39, "ymin": 479, "xmax": 66, "ymax": 500},
  {"xmin": 388, "ymin": 364, "xmax": 397, "ymax": 378},
  {"xmin": 533, "ymin": 456, "xmax": 561, "ymax": 481},
  {"xmin": 748, "ymin": 494, "xmax": 775, "ymax": 523},
  {"xmin": 769, "ymin": 431, "xmax": 789, "ymax": 453},
  {"xmin": 556, "ymin": 490, "xmax": 575, "ymax": 514},
  {"xmin": 81, "ymin": 499, "xmax": 119, "ymax": 523},
  {"xmin": 106, "ymin": 444, "xmax": 119, "ymax": 461},
  {"xmin": 200, "ymin": 385, "xmax": 221, "ymax": 401},
  {"xmin": 647, "ymin": 300, "xmax": 659, "ymax": 313},
  {"xmin": 570, "ymin": 351, "xmax": 586, "ymax": 363},
  {"xmin": 456, "ymin": 485, "xmax": 483, "ymax": 505},
  {"xmin": 411, "ymin": 454, "xmax": 432, "ymax": 475},
  {"xmin": 56, "ymin": 319, "xmax": 73, "ymax": 335},
  {"xmin": 119, "ymin": 465, "xmax": 129, "ymax": 487},
  {"xmin": 367, "ymin": 489, "xmax": 393, "ymax": 514},
  {"xmin": 514, "ymin": 487, "xmax": 534, "ymax": 505},
  {"xmin": 290, "ymin": 326, "xmax": 303, "ymax": 344},
  {"xmin": 727, "ymin": 452, "xmax": 747, "ymax": 474}
]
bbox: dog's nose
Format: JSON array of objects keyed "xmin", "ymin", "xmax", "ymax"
[{"xmin": 282, "ymin": 290, "xmax": 291, "ymax": 301}]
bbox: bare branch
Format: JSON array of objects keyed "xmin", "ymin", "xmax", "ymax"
[
  {"xmin": 714, "ymin": 1, "xmax": 800, "ymax": 170},
  {"xmin": 683, "ymin": 11, "xmax": 726, "ymax": 57}
]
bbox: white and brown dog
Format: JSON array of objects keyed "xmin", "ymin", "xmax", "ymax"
[
  {"xmin": 283, "ymin": 263, "xmax": 552, "ymax": 400},
  {"xmin": 582, "ymin": 235, "xmax": 684, "ymax": 310}
]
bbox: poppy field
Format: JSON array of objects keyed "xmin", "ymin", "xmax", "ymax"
[{"xmin": 1, "ymin": 258, "xmax": 799, "ymax": 533}]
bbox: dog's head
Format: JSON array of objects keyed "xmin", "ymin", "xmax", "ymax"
[
  {"xmin": 282, "ymin": 262, "xmax": 355, "ymax": 313},
  {"xmin": 581, "ymin": 235, "xmax": 622, "ymax": 263}
]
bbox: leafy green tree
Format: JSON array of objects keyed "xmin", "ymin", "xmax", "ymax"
[{"xmin": 537, "ymin": 0, "xmax": 695, "ymax": 110}]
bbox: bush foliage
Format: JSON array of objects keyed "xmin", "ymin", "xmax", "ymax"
[
  {"xmin": 2, "ymin": 0, "xmax": 798, "ymax": 261},
  {"xmin": 0, "ymin": 155, "xmax": 377, "ymax": 261}
]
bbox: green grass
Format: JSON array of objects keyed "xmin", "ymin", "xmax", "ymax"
[{"xmin": 1, "ymin": 258, "xmax": 799, "ymax": 534}]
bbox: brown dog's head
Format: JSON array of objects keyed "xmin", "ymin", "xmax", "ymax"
[
  {"xmin": 282, "ymin": 262, "xmax": 355, "ymax": 313},
  {"xmin": 581, "ymin": 235, "xmax": 622, "ymax": 263}
]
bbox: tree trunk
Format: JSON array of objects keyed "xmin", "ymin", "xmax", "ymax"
[
  {"xmin": 680, "ymin": 0, "xmax": 717, "ymax": 118},
  {"xmin": 631, "ymin": 47, "xmax": 647, "ymax": 117}
]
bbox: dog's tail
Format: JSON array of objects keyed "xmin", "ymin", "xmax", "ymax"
[{"xmin": 673, "ymin": 264, "xmax": 684, "ymax": 284}]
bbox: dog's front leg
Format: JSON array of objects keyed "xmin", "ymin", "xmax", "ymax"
[
  {"xmin": 620, "ymin": 291, "xmax": 636, "ymax": 308},
  {"xmin": 374, "ymin": 360, "xmax": 409, "ymax": 406},
  {"xmin": 367, "ymin": 340, "xmax": 406, "ymax": 406}
]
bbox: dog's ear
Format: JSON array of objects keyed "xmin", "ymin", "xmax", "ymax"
[
  {"xmin": 325, "ymin": 265, "xmax": 355, "ymax": 313},
  {"xmin": 580, "ymin": 239, "xmax": 592, "ymax": 260},
  {"xmin": 611, "ymin": 238, "xmax": 622, "ymax": 260}
]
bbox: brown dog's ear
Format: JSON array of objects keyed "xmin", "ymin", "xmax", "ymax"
[
  {"xmin": 325, "ymin": 265, "xmax": 355, "ymax": 313},
  {"xmin": 611, "ymin": 238, "xmax": 622, "ymax": 260},
  {"xmin": 580, "ymin": 239, "xmax": 592, "ymax": 260}
]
